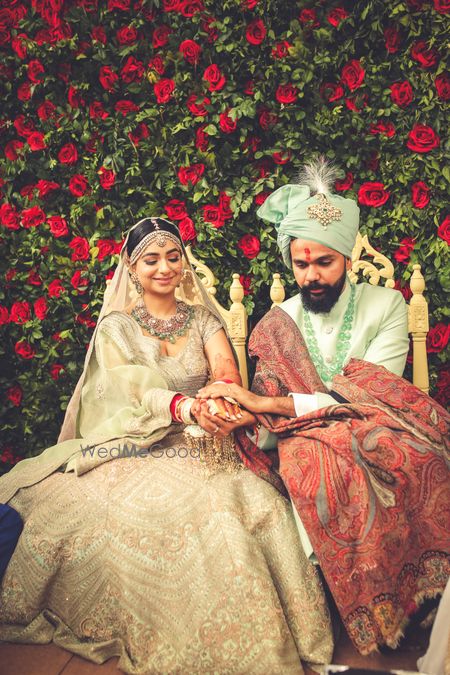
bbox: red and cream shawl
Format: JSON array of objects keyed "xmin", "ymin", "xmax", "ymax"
[{"xmin": 235, "ymin": 306, "xmax": 449, "ymax": 655}]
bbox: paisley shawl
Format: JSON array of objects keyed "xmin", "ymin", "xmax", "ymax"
[{"xmin": 235, "ymin": 306, "xmax": 450, "ymax": 655}]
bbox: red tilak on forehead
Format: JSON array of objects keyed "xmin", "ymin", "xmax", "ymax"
[{"xmin": 304, "ymin": 247, "xmax": 311, "ymax": 262}]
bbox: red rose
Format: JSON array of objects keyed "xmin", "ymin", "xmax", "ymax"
[
  {"xmin": 341, "ymin": 59, "xmax": 365, "ymax": 91},
  {"xmin": 271, "ymin": 41, "xmax": 292, "ymax": 59},
  {"xmin": 406, "ymin": 124, "xmax": 440, "ymax": 153},
  {"xmin": 437, "ymin": 215, "xmax": 450, "ymax": 244},
  {"xmin": 148, "ymin": 55, "xmax": 165, "ymax": 75},
  {"xmin": 71, "ymin": 269, "xmax": 90, "ymax": 292},
  {"xmin": 327, "ymin": 7, "xmax": 349, "ymax": 26},
  {"xmin": 14, "ymin": 115, "xmax": 35, "ymax": 137},
  {"xmin": 68, "ymin": 86, "xmax": 85, "ymax": 109},
  {"xmin": 358, "ymin": 182, "xmax": 390, "ymax": 207},
  {"xmin": 47, "ymin": 215, "xmax": 69, "ymax": 237},
  {"xmin": 178, "ymin": 216, "xmax": 197, "ymax": 242},
  {"xmin": 219, "ymin": 192, "xmax": 233, "ymax": 220},
  {"xmin": 121, "ymin": 56, "xmax": 145, "ymax": 83},
  {"xmin": 162, "ymin": 0, "xmax": 182, "ymax": 11},
  {"xmin": 58, "ymin": 143, "xmax": 78, "ymax": 165},
  {"xmin": 0, "ymin": 305, "xmax": 9, "ymax": 324},
  {"xmin": 69, "ymin": 174, "xmax": 89, "ymax": 197},
  {"xmin": 4, "ymin": 140, "xmax": 24, "ymax": 161},
  {"xmin": 96, "ymin": 239, "xmax": 116, "ymax": 260},
  {"xmin": 299, "ymin": 8, "xmax": 319, "ymax": 27},
  {"xmin": 369, "ymin": 120, "xmax": 395, "ymax": 138},
  {"xmin": 394, "ymin": 279, "xmax": 413, "ymax": 302},
  {"xmin": 202, "ymin": 205, "xmax": 224, "ymax": 228},
  {"xmin": 69, "ymin": 236, "xmax": 90, "ymax": 261},
  {"xmin": 178, "ymin": 163, "xmax": 205, "ymax": 186},
  {"xmin": 201, "ymin": 16, "xmax": 219, "ymax": 42},
  {"xmin": 239, "ymin": 274, "xmax": 253, "ymax": 296},
  {"xmin": 275, "ymin": 84, "xmax": 298, "ymax": 104},
  {"xmin": 335, "ymin": 172, "xmax": 354, "ymax": 191},
  {"xmin": 180, "ymin": 0, "xmax": 204, "ymax": 17},
  {"xmin": 427, "ymin": 323, "xmax": 450, "ymax": 354},
  {"xmin": 89, "ymin": 101, "xmax": 109, "ymax": 120},
  {"xmin": 219, "ymin": 109, "xmax": 237, "ymax": 133},
  {"xmin": 244, "ymin": 80, "xmax": 255, "ymax": 95},
  {"xmin": 394, "ymin": 237, "xmax": 415, "ymax": 264},
  {"xmin": 98, "ymin": 167, "xmax": 116, "ymax": 190},
  {"xmin": 128, "ymin": 122, "xmax": 150, "ymax": 146},
  {"xmin": 0, "ymin": 204, "xmax": 20, "ymax": 230},
  {"xmin": 434, "ymin": 72, "xmax": 450, "ymax": 101},
  {"xmin": 27, "ymin": 59, "xmax": 44, "ymax": 83},
  {"xmin": 116, "ymin": 25, "xmax": 138, "ymax": 45},
  {"xmin": 390, "ymin": 81, "xmax": 414, "ymax": 107},
  {"xmin": 246, "ymin": 18, "xmax": 266, "ymax": 45},
  {"xmin": 36, "ymin": 180, "xmax": 59, "ymax": 199},
  {"xmin": 92, "ymin": 26, "xmax": 107, "ymax": 44},
  {"xmin": 346, "ymin": 91, "xmax": 367, "ymax": 114},
  {"xmin": 27, "ymin": 132, "xmax": 47, "ymax": 151},
  {"xmin": 48, "ymin": 279, "xmax": 66, "ymax": 297},
  {"xmin": 17, "ymin": 82, "xmax": 32, "ymax": 101},
  {"xmin": 114, "ymin": 100, "xmax": 140, "ymax": 116},
  {"xmin": 203, "ymin": 64, "xmax": 226, "ymax": 92},
  {"xmin": 410, "ymin": 41, "xmax": 439, "ymax": 68},
  {"xmin": 272, "ymin": 151, "xmax": 291, "ymax": 165},
  {"xmin": 99, "ymin": 65, "xmax": 119, "ymax": 91},
  {"xmin": 154, "ymin": 78, "xmax": 175, "ymax": 103},
  {"xmin": 50, "ymin": 364, "xmax": 65, "ymax": 380},
  {"xmin": 320, "ymin": 82, "xmax": 345, "ymax": 102},
  {"xmin": 384, "ymin": 26, "xmax": 401, "ymax": 53},
  {"xmin": 10, "ymin": 301, "xmax": 31, "ymax": 324},
  {"xmin": 433, "ymin": 0, "xmax": 450, "ymax": 13},
  {"xmin": 12, "ymin": 33, "xmax": 27, "ymax": 59},
  {"xmin": 7, "ymin": 385, "xmax": 22, "ymax": 407},
  {"xmin": 254, "ymin": 192, "xmax": 269, "ymax": 205},
  {"xmin": 411, "ymin": 181, "xmax": 430, "ymax": 209},
  {"xmin": 258, "ymin": 109, "xmax": 278, "ymax": 130},
  {"xmin": 195, "ymin": 125, "xmax": 209, "ymax": 151},
  {"xmin": 37, "ymin": 100, "xmax": 57, "ymax": 121},
  {"xmin": 34, "ymin": 297, "xmax": 48, "ymax": 320},
  {"xmin": 179, "ymin": 39, "xmax": 202, "ymax": 65},
  {"xmin": 27, "ymin": 269, "xmax": 42, "ymax": 286},
  {"xmin": 434, "ymin": 367, "xmax": 450, "ymax": 408},
  {"xmin": 21, "ymin": 206, "xmax": 46, "ymax": 229},
  {"xmin": 152, "ymin": 25, "xmax": 172, "ymax": 48},
  {"xmin": 186, "ymin": 94, "xmax": 210, "ymax": 117},
  {"xmin": 164, "ymin": 199, "xmax": 188, "ymax": 220},
  {"xmin": 108, "ymin": 0, "xmax": 131, "ymax": 10},
  {"xmin": 238, "ymin": 234, "xmax": 260, "ymax": 260}
]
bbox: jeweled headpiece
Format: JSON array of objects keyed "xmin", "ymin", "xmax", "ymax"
[
  {"xmin": 124, "ymin": 218, "xmax": 182, "ymax": 267},
  {"xmin": 256, "ymin": 157, "xmax": 360, "ymax": 267}
]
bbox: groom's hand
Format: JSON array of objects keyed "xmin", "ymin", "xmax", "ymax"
[{"xmin": 197, "ymin": 382, "xmax": 265, "ymax": 414}]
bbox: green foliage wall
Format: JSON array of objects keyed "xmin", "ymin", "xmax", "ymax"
[{"xmin": 0, "ymin": 0, "xmax": 449, "ymax": 471}]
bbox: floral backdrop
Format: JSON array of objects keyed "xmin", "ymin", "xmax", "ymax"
[{"xmin": 0, "ymin": 0, "xmax": 448, "ymax": 471}]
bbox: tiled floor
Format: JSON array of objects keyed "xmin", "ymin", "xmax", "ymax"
[{"xmin": 0, "ymin": 624, "xmax": 429, "ymax": 675}]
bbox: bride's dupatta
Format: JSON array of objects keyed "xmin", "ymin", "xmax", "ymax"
[{"xmin": 235, "ymin": 306, "xmax": 450, "ymax": 655}]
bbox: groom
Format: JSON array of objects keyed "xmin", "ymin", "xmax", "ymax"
[{"xmin": 197, "ymin": 165, "xmax": 449, "ymax": 655}]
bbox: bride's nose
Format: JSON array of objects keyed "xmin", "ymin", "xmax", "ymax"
[{"xmin": 158, "ymin": 258, "xmax": 170, "ymax": 274}]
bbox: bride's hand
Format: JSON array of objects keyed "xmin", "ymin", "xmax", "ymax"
[
  {"xmin": 193, "ymin": 401, "xmax": 256, "ymax": 437},
  {"xmin": 197, "ymin": 382, "xmax": 264, "ymax": 414}
]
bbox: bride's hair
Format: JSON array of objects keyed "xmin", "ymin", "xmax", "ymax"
[{"xmin": 126, "ymin": 218, "xmax": 181, "ymax": 258}]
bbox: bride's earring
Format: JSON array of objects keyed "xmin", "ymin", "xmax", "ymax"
[{"xmin": 130, "ymin": 271, "xmax": 143, "ymax": 295}]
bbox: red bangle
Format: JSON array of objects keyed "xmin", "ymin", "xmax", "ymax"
[{"xmin": 170, "ymin": 393, "xmax": 184, "ymax": 422}]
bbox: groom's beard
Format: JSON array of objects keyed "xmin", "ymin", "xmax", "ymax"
[{"xmin": 299, "ymin": 268, "xmax": 347, "ymax": 314}]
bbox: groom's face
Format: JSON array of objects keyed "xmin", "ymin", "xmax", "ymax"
[{"xmin": 290, "ymin": 239, "xmax": 350, "ymax": 314}]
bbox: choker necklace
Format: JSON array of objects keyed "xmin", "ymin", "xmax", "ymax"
[
  {"xmin": 302, "ymin": 283, "xmax": 356, "ymax": 384},
  {"xmin": 131, "ymin": 299, "xmax": 194, "ymax": 343}
]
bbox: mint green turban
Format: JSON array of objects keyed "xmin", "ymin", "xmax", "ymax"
[{"xmin": 257, "ymin": 184, "xmax": 359, "ymax": 268}]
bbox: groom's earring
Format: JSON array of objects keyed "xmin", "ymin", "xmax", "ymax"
[{"xmin": 130, "ymin": 271, "xmax": 143, "ymax": 295}]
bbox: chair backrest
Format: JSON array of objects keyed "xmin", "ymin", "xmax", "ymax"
[
  {"xmin": 270, "ymin": 232, "xmax": 430, "ymax": 393},
  {"xmin": 183, "ymin": 246, "xmax": 249, "ymax": 388}
]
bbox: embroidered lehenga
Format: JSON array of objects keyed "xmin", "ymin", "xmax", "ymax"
[{"xmin": 0, "ymin": 304, "xmax": 333, "ymax": 673}]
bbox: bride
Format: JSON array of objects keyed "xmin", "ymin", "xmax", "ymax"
[{"xmin": 0, "ymin": 218, "xmax": 333, "ymax": 674}]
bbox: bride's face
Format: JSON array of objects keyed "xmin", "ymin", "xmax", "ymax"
[{"xmin": 134, "ymin": 240, "xmax": 183, "ymax": 297}]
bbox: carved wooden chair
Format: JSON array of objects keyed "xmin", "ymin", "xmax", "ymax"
[{"xmin": 182, "ymin": 238, "xmax": 430, "ymax": 393}]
